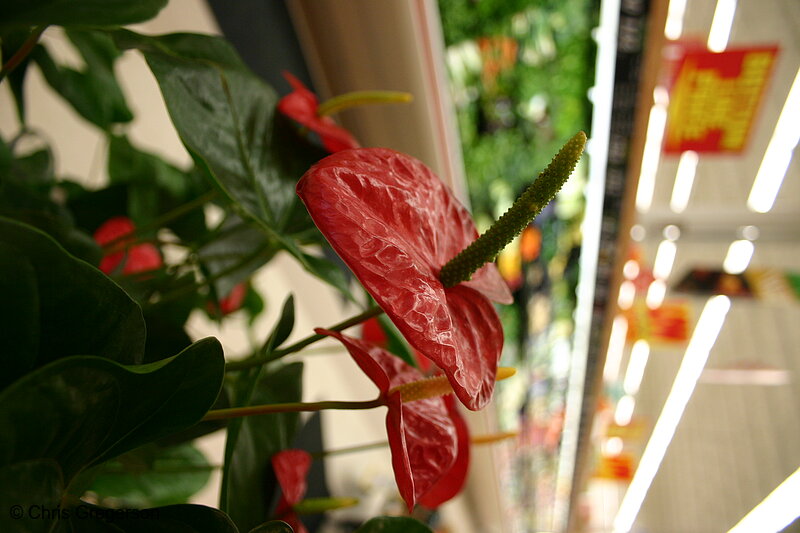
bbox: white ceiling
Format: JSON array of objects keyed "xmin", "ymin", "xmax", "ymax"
[{"xmin": 592, "ymin": 0, "xmax": 800, "ymax": 532}]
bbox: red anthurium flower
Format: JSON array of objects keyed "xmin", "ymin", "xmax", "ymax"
[
  {"xmin": 272, "ymin": 449, "xmax": 312, "ymax": 533},
  {"xmin": 278, "ymin": 71, "xmax": 360, "ymax": 153},
  {"xmin": 298, "ymin": 149, "xmax": 512, "ymax": 410},
  {"xmin": 417, "ymin": 395, "xmax": 470, "ymax": 508},
  {"xmin": 317, "ymin": 329, "xmax": 460, "ymax": 512},
  {"xmin": 219, "ymin": 283, "xmax": 248, "ymax": 315},
  {"xmin": 93, "ymin": 216, "xmax": 162, "ymax": 275}
]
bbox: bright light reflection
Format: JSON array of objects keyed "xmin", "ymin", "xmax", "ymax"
[
  {"xmin": 604, "ymin": 316, "xmax": 628, "ymax": 383},
  {"xmin": 623, "ymin": 259, "xmax": 640, "ymax": 280},
  {"xmin": 605, "ymin": 436, "xmax": 624, "ymax": 456},
  {"xmin": 618, "ymin": 280, "xmax": 636, "ymax": 310},
  {"xmin": 613, "ymin": 296, "xmax": 731, "ymax": 533},
  {"xmin": 670, "ymin": 150, "xmax": 698, "ymax": 213},
  {"xmin": 747, "ymin": 66, "xmax": 800, "ymax": 213},
  {"xmin": 707, "ymin": 0, "xmax": 738, "ymax": 53},
  {"xmin": 646, "ymin": 279, "xmax": 667, "ymax": 309},
  {"xmin": 624, "ymin": 340, "xmax": 650, "ymax": 395},
  {"xmin": 728, "ymin": 467, "xmax": 800, "ymax": 533},
  {"xmin": 636, "ymin": 104, "xmax": 668, "ymax": 213},
  {"xmin": 723, "ymin": 240, "xmax": 755, "ymax": 274},
  {"xmin": 664, "ymin": 0, "xmax": 688, "ymax": 40},
  {"xmin": 653, "ymin": 240, "xmax": 677, "ymax": 280},
  {"xmin": 614, "ymin": 395, "xmax": 635, "ymax": 426}
]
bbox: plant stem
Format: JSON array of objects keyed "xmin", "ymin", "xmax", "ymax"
[
  {"xmin": 311, "ymin": 440, "xmax": 388, "ymax": 459},
  {"xmin": 225, "ymin": 305, "xmax": 384, "ymax": 371},
  {"xmin": 0, "ymin": 25, "xmax": 46, "ymax": 83},
  {"xmin": 202, "ymin": 397, "xmax": 385, "ymax": 422},
  {"xmin": 102, "ymin": 190, "xmax": 217, "ymax": 250}
]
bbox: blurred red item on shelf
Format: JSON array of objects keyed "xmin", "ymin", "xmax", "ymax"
[
  {"xmin": 93, "ymin": 216, "xmax": 162, "ymax": 275},
  {"xmin": 298, "ymin": 148, "xmax": 511, "ymax": 411},
  {"xmin": 277, "ymin": 71, "xmax": 360, "ymax": 153}
]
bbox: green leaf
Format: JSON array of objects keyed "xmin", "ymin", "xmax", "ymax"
[
  {"xmin": 222, "ymin": 363, "xmax": 303, "ymax": 532},
  {"xmin": 107, "ymin": 135, "xmax": 207, "ymax": 233},
  {"xmin": 197, "ymin": 217, "xmax": 279, "ymax": 303},
  {"xmin": 0, "ymin": 459, "xmax": 63, "ymax": 533},
  {"xmin": 265, "ymin": 295, "xmax": 295, "ymax": 352},
  {"xmin": 248, "ymin": 521, "xmax": 293, "ymax": 533},
  {"xmin": 0, "ymin": 149, "xmax": 102, "ymax": 264},
  {"xmin": 64, "ymin": 503, "xmax": 238, "ymax": 532},
  {"xmin": 31, "ymin": 29, "xmax": 132, "ymax": 130},
  {"xmin": 85, "ymin": 443, "xmax": 213, "ymax": 508},
  {"xmin": 354, "ymin": 516, "xmax": 434, "ymax": 533},
  {"xmin": 112, "ymin": 30, "xmax": 344, "ymax": 292},
  {"xmin": 0, "ymin": 218, "xmax": 145, "ymax": 389},
  {"xmin": 1, "ymin": 0, "xmax": 168, "ymax": 28},
  {"xmin": 1, "ymin": 28, "xmax": 35, "ymax": 123},
  {"xmin": 0, "ymin": 338, "xmax": 224, "ymax": 483}
]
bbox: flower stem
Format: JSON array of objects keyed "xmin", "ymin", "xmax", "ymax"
[
  {"xmin": 439, "ymin": 131, "xmax": 586, "ymax": 287},
  {"xmin": 225, "ymin": 305, "xmax": 384, "ymax": 371},
  {"xmin": 202, "ymin": 397, "xmax": 385, "ymax": 422},
  {"xmin": 317, "ymin": 90, "xmax": 413, "ymax": 117},
  {"xmin": 102, "ymin": 190, "xmax": 217, "ymax": 250},
  {"xmin": 0, "ymin": 25, "xmax": 46, "ymax": 83}
]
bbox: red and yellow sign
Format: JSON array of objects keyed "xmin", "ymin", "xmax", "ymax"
[
  {"xmin": 664, "ymin": 46, "xmax": 779, "ymax": 153},
  {"xmin": 622, "ymin": 299, "xmax": 690, "ymax": 344}
]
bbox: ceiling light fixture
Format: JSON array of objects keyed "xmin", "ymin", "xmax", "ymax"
[
  {"xmin": 646, "ymin": 279, "xmax": 667, "ymax": 309},
  {"xmin": 618, "ymin": 280, "xmax": 636, "ymax": 310},
  {"xmin": 623, "ymin": 340, "xmax": 650, "ymax": 395},
  {"xmin": 747, "ymin": 66, "xmax": 800, "ymax": 213},
  {"xmin": 664, "ymin": 0, "xmax": 688, "ymax": 40},
  {"xmin": 604, "ymin": 315, "xmax": 629, "ymax": 383},
  {"xmin": 613, "ymin": 295, "xmax": 731, "ymax": 533},
  {"xmin": 614, "ymin": 395, "xmax": 635, "ymax": 427},
  {"xmin": 723, "ymin": 240, "xmax": 755, "ymax": 274},
  {"xmin": 707, "ymin": 0, "xmax": 738, "ymax": 53},
  {"xmin": 653, "ymin": 240, "xmax": 677, "ymax": 279},
  {"xmin": 635, "ymin": 103, "xmax": 668, "ymax": 213},
  {"xmin": 670, "ymin": 150, "xmax": 698, "ymax": 213},
  {"xmin": 728, "ymin": 467, "xmax": 800, "ymax": 533}
]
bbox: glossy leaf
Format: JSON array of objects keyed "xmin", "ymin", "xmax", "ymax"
[
  {"xmin": 1, "ymin": 28, "xmax": 34, "ymax": 123},
  {"xmin": 113, "ymin": 31, "xmax": 304, "ymax": 236},
  {"xmin": 31, "ymin": 30, "xmax": 132, "ymax": 130},
  {"xmin": 297, "ymin": 148, "xmax": 509, "ymax": 410},
  {"xmin": 86, "ymin": 443, "xmax": 213, "ymax": 508},
  {"xmin": 0, "ymin": 459, "xmax": 63, "ymax": 533},
  {"xmin": 354, "ymin": 516, "xmax": 434, "ymax": 533},
  {"xmin": 63, "ymin": 503, "xmax": 238, "ymax": 532},
  {"xmin": 1, "ymin": 0, "xmax": 167, "ymax": 28},
  {"xmin": 0, "ymin": 338, "xmax": 224, "ymax": 483},
  {"xmin": 113, "ymin": 30, "xmax": 346, "ymax": 293},
  {"xmin": 222, "ymin": 363, "xmax": 303, "ymax": 532},
  {"xmin": 0, "ymin": 218, "xmax": 145, "ymax": 389},
  {"xmin": 106, "ymin": 136, "xmax": 211, "ymax": 243},
  {"xmin": 197, "ymin": 217, "xmax": 279, "ymax": 302},
  {"xmin": 248, "ymin": 521, "xmax": 293, "ymax": 533}
]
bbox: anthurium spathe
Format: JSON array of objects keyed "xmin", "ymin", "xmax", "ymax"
[
  {"xmin": 417, "ymin": 395, "xmax": 470, "ymax": 508},
  {"xmin": 298, "ymin": 149, "xmax": 512, "ymax": 411},
  {"xmin": 277, "ymin": 72, "xmax": 360, "ymax": 153},
  {"xmin": 272, "ymin": 449, "xmax": 312, "ymax": 533},
  {"xmin": 93, "ymin": 216, "xmax": 162, "ymax": 275},
  {"xmin": 317, "ymin": 329, "xmax": 461, "ymax": 512}
]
